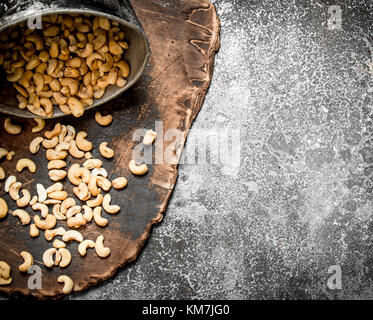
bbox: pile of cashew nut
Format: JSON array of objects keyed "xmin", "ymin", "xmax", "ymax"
[
  {"xmin": 0, "ymin": 115, "xmax": 156, "ymax": 295},
  {"xmin": 0, "ymin": 13, "xmax": 130, "ymax": 118}
]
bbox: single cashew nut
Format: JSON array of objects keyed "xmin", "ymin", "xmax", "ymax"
[
  {"xmin": 5, "ymin": 175, "xmax": 17, "ymax": 192},
  {"xmin": 58, "ymin": 248, "xmax": 71, "ymax": 268},
  {"xmin": 99, "ymin": 142, "xmax": 114, "ymax": 159},
  {"xmin": 29, "ymin": 137, "xmax": 44, "ymax": 154},
  {"xmin": 30, "ymin": 223, "xmax": 39, "ymax": 237},
  {"xmin": 34, "ymin": 214, "xmax": 56, "ymax": 230},
  {"xmin": 53, "ymin": 239, "xmax": 66, "ymax": 249},
  {"xmin": 129, "ymin": 160, "xmax": 148, "ymax": 176},
  {"xmin": 48, "ymin": 160, "xmax": 66, "ymax": 170},
  {"xmin": 37, "ymin": 183, "xmax": 47, "ymax": 203},
  {"xmin": 62, "ymin": 230, "xmax": 83, "ymax": 243},
  {"xmin": 45, "ymin": 227, "xmax": 66, "ymax": 241},
  {"xmin": 76, "ymin": 131, "xmax": 92, "ymax": 151},
  {"xmin": 4, "ymin": 118, "xmax": 21, "ymax": 135},
  {"xmin": 96, "ymin": 176, "xmax": 111, "ymax": 191},
  {"xmin": 91, "ymin": 167, "xmax": 108, "ymax": 178},
  {"xmin": 32, "ymin": 118, "xmax": 45, "ymax": 133},
  {"xmin": 18, "ymin": 251, "xmax": 33, "ymax": 272},
  {"xmin": 60, "ymin": 198, "xmax": 76, "ymax": 215},
  {"xmin": 49, "ymin": 169, "xmax": 67, "ymax": 182},
  {"xmin": 69, "ymin": 140, "xmax": 85, "ymax": 158},
  {"xmin": 83, "ymin": 158, "xmax": 102, "ymax": 169},
  {"xmin": 12, "ymin": 209, "xmax": 31, "ymax": 225},
  {"xmin": 16, "ymin": 189, "xmax": 31, "ymax": 207},
  {"xmin": 112, "ymin": 177, "xmax": 127, "ymax": 189},
  {"xmin": 93, "ymin": 207, "xmax": 108, "ymax": 227},
  {"xmin": 86, "ymin": 193, "xmax": 103, "ymax": 208},
  {"xmin": 9, "ymin": 182, "xmax": 22, "ymax": 201},
  {"xmin": 46, "ymin": 149, "xmax": 68, "ymax": 161},
  {"xmin": 29, "ymin": 196, "xmax": 38, "ymax": 206},
  {"xmin": 0, "ymin": 198, "xmax": 8, "ymax": 219},
  {"xmin": 78, "ymin": 239, "xmax": 95, "ymax": 256},
  {"xmin": 42, "ymin": 136, "xmax": 59, "ymax": 149},
  {"xmin": 43, "ymin": 248, "xmax": 56, "ymax": 268},
  {"xmin": 102, "ymin": 194, "xmax": 120, "ymax": 214},
  {"xmin": 58, "ymin": 275, "xmax": 74, "ymax": 294},
  {"xmin": 82, "ymin": 205, "xmax": 93, "ymax": 222},
  {"xmin": 73, "ymin": 183, "xmax": 91, "ymax": 201},
  {"xmin": 95, "ymin": 112, "xmax": 112, "ymax": 126},
  {"xmin": 143, "ymin": 129, "xmax": 157, "ymax": 146},
  {"xmin": 46, "ymin": 182, "xmax": 63, "ymax": 194},
  {"xmin": 95, "ymin": 235, "xmax": 110, "ymax": 258},
  {"xmin": 16, "ymin": 158, "xmax": 37, "ymax": 173},
  {"xmin": 0, "ymin": 261, "xmax": 12, "ymax": 285},
  {"xmin": 48, "ymin": 191, "xmax": 68, "ymax": 201}
]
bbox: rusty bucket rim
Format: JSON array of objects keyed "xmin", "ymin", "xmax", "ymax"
[{"xmin": 0, "ymin": 8, "xmax": 150, "ymax": 119}]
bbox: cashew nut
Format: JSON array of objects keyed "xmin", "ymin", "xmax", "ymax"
[
  {"xmin": 48, "ymin": 191, "xmax": 68, "ymax": 201},
  {"xmin": 30, "ymin": 223, "xmax": 39, "ymax": 238},
  {"xmin": 34, "ymin": 214, "xmax": 56, "ymax": 230},
  {"xmin": 56, "ymin": 248, "xmax": 71, "ymax": 268},
  {"xmin": 99, "ymin": 142, "xmax": 114, "ymax": 158},
  {"xmin": 129, "ymin": 160, "xmax": 148, "ymax": 176},
  {"xmin": 68, "ymin": 164, "xmax": 90, "ymax": 185},
  {"xmin": 93, "ymin": 206, "xmax": 108, "ymax": 227},
  {"xmin": 46, "ymin": 149, "xmax": 68, "ymax": 160},
  {"xmin": 18, "ymin": 251, "xmax": 33, "ymax": 272},
  {"xmin": 66, "ymin": 205, "xmax": 82, "ymax": 219},
  {"xmin": 37, "ymin": 183, "xmax": 47, "ymax": 203},
  {"xmin": 73, "ymin": 183, "xmax": 91, "ymax": 201},
  {"xmin": 4, "ymin": 175, "xmax": 16, "ymax": 192},
  {"xmin": 45, "ymin": 227, "xmax": 66, "ymax": 241},
  {"xmin": 32, "ymin": 203, "xmax": 48, "ymax": 218},
  {"xmin": 83, "ymin": 158, "xmax": 102, "ymax": 169},
  {"xmin": 0, "ymin": 261, "xmax": 12, "ymax": 285},
  {"xmin": 0, "ymin": 198, "xmax": 8, "ymax": 219},
  {"xmin": 46, "ymin": 182, "xmax": 63, "ymax": 194},
  {"xmin": 78, "ymin": 239, "xmax": 95, "ymax": 256},
  {"xmin": 9, "ymin": 182, "xmax": 22, "ymax": 200},
  {"xmin": 95, "ymin": 112, "xmax": 112, "ymax": 126},
  {"xmin": 62, "ymin": 230, "xmax": 83, "ymax": 243},
  {"xmin": 29, "ymin": 195, "xmax": 38, "ymax": 206},
  {"xmin": 48, "ymin": 160, "xmax": 66, "ymax": 170},
  {"xmin": 143, "ymin": 129, "xmax": 157, "ymax": 146},
  {"xmin": 43, "ymin": 248, "xmax": 56, "ymax": 268},
  {"xmin": 12, "ymin": 209, "xmax": 31, "ymax": 225},
  {"xmin": 53, "ymin": 239, "xmax": 66, "ymax": 249},
  {"xmin": 112, "ymin": 177, "xmax": 127, "ymax": 189},
  {"xmin": 69, "ymin": 140, "xmax": 85, "ymax": 158},
  {"xmin": 16, "ymin": 158, "xmax": 36, "ymax": 173},
  {"xmin": 58, "ymin": 275, "xmax": 74, "ymax": 294},
  {"xmin": 29, "ymin": 136, "xmax": 44, "ymax": 154},
  {"xmin": 32, "ymin": 118, "xmax": 45, "ymax": 133},
  {"xmin": 82, "ymin": 205, "xmax": 93, "ymax": 222},
  {"xmin": 0, "ymin": 167, "xmax": 4, "ymax": 180},
  {"xmin": 95, "ymin": 235, "xmax": 110, "ymax": 258},
  {"xmin": 91, "ymin": 167, "xmax": 108, "ymax": 178},
  {"xmin": 60, "ymin": 198, "xmax": 76, "ymax": 215},
  {"xmin": 16, "ymin": 189, "xmax": 31, "ymax": 207},
  {"xmin": 76, "ymin": 131, "xmax": 92, "ymax": 151},
  {"xmin": 67, "ymin": 213, "xmax": 87, "ymax": 229},
  {"xmin": 102, "ymin": 194, "xmax": 120, "ymax": 214},
  {"xmin": 53, "ymin": 204, "xmax": 66, "ymax": 221},
  {"xmin": 42, "ymin": 136, "xmax": 59, "ymax": 149},
  {"xmin": 96, "ymin": 176, "xmax": 111, "ymax": 191},
  {"xmin": 4, "ymin": 118, "xmax": 21, "ymax": 135},
  {"xmin": 49, "ymin": 169, "xmax": 67, "ymax": 182},
  {"xmin": 86, "ymin": 193, "xmax": 103, "ymax": 208}
]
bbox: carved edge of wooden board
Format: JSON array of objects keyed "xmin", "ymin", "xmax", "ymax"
[{"xmin": 0, "ymin": 0, "xmax": 220, "ymax": 299}]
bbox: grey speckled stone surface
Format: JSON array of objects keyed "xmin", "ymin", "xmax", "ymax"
[{"xmin": 3, "ymin": 0, "xmax": 373, "ymax": 300}]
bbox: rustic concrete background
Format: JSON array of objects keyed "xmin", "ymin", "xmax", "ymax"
[{"xmin": 3, "ymin": 0, "xmax": 373, "ymax": 300}]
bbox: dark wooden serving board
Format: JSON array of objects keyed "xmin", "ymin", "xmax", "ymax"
[{"xmin": 0, "ymin": 0, "xmax": 220, "ymax": 298}]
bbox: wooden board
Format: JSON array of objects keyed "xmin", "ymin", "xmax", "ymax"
[{"xmin": 0, "ymin": 0, "xmax": 220, "ymax": 298}]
